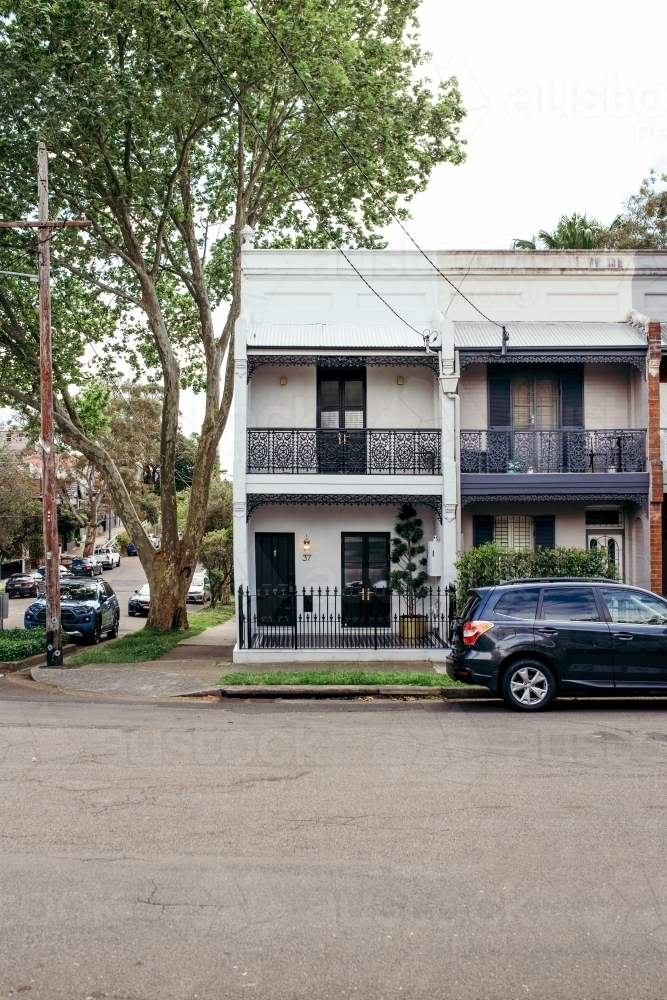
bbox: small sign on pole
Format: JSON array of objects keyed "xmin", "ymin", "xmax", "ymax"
[{"xmin": 0, "ymin": 593, "xmax": 9, "ymax": 630}]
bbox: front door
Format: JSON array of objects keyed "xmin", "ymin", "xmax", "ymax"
[
  {"xmin": 588, "ymin": 532, "xmax": 624, "ymax": 582},
  {"xmin": 318, "ymin": 370, "xmax": 366, "ymax": 473},
  {"xmin": 341, "ymin": 533, "xmax": 390, "ymax": 625},
  {"xmin": 535, "ymin": 586, "xmax": 614, "ymax": 690},
  {"xmin": 255, "ymin": 533, "xmax": 295, "ymax": 625},
  {"xmin": 598, "ymin": 586, "xmax": 667, "ymax": 689}
]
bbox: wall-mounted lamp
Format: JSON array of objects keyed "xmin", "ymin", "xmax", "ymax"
[
  {"xmin": 396, "ymin": 376, "xmax": 404, "ymax": 386},
  {"xmin": 302, "ymin": 535, "xmax": 311, "ymax": 561},
  {"xmin": 280, "ymin": 375, "xmax": 287, "ymax": 386}
]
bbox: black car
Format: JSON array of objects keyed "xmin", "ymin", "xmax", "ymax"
[
  {"xmin": 25, "ymin": 578, "xmax": 120, "ymax": 643},
  {"xmin": 448, "ymin": 578, "xmax": 667, "ymax": 711},
  {"xmin": 5, "ymin": 574, "xmax": 39, "ymax": 598},
  {"xmin": 70, "ymin": 557, "xmax": 103, "ymax": 577}
]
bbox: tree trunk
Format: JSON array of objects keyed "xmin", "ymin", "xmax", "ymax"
[
  {"xmin": 144, "ymin": 549, "xmax": 194, "ymax": 630},
  {"xmin": 82, "ymin": 495, "xmax": 99, "ymax": 556}
]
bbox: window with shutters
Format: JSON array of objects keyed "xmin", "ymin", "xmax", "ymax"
[{"xmin": 488, "ymin": 367, "xmax": 583, "ymax": 430}]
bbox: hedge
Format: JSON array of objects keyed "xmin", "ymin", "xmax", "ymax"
[
  {"xmin": 456, "ymin": 542, "xmax": 618, "ymax": 608},
  {"xmin": 0, "ymin": 627, "xmax": 70, "ymax": 662}
]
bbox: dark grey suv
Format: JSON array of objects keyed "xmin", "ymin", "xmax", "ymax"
[{"xmin": 447, "ymin": 578, "xmax": 667, "ymax": 711}]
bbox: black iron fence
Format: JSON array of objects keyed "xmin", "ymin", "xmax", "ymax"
[
  {"xmin": 247, "ymin": 428, "xmax": 441, "ymax": 475},
  {"xmin": 237, "ymin": 585, "xmax": 456, "ymax": 650},
  {"xmin": 460, "ymin": 429, "xmax": 646, "ymax": 474}
]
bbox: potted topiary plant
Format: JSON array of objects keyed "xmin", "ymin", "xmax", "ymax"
[{"xmin": 389, "ymin": 504, "xmax": 429, "ymax": 642}]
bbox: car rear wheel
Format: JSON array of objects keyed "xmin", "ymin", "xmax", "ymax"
[{"xmin": 502, "ymin": 660, "xmax": 556, "ymax": 712}]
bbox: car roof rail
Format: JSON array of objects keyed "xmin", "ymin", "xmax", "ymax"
[{"xmin": 498, "ymin": 577, "xmax": 616, "ymax": 586}]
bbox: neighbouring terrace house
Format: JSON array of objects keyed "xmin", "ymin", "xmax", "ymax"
[
  {"xmin": 233, "ymin": 244, "xmax": 664, "ymax": 662},
  {"xmin": 446, "ymin": 251, "xmax": 664, "ymax": 592}
]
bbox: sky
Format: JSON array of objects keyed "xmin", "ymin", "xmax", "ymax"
[{"xmin": 211, "ymin": 0, "xmax": 667, "ymax": 467}]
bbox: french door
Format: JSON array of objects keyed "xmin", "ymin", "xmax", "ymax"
[
  {"xmin": 317, "ymin": 369, "xmax": 366, "ymax": 473},
  {"xmin": 255, "ymin": 533, "xmax": 295, "ymax": 624},
  {"xmin": 341, "ymin": 532, "xmax": 390, "ymax": 625}
]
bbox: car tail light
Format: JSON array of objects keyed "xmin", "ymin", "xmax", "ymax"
[{"xmin": 462, "ymin": 621, "xmax": 494, "ymax": 646}]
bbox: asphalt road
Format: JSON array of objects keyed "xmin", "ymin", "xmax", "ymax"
[
  {"xmin": 3, "ymin": 555, "xmax": 148, "ymax": 636},
  {"xmin": 2, "ymin": 685, "xmax": 667, "ymax": 999}
]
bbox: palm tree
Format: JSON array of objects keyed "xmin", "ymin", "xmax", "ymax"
[{"xmin": 513, "ymin": 212, "xmax": 622, "ymax": 250}]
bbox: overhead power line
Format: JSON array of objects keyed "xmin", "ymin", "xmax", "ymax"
[
  {"xmin": 171, "ymin": 0, "xmax": 431, "ymax": 342},
  {"xmin": 244, "ymin": 0, "xmax": 504, "ymax": 331}
]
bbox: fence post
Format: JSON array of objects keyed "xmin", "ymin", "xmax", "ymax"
[
  {"xmin": 246, "ymin": 588, "xmax": 252, "ymax": 649},
  {"xmin": 237, "ymin": 585, "xmax": 244, "ymax": 649}
]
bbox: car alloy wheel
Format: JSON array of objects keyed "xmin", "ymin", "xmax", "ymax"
[{"xmin": 502, "ymin": 659, "xmax": 556, "ymax": 712}]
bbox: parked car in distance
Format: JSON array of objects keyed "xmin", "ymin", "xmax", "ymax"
[
  {"xmin": 128, "ymin": 583, "xmax": 151, "ymax": 616},
  {"xmin": 448, "ymin": 578, "xmax": 667, "ymax": 712},
  {"xmin": 25, "ymin": 578, "xmax": 119, "ymax": 644},
  {"xmin": 126, "ymin": 541, "xmax": 138, "ymax": 556},
  {"xmin": 70, "ymin": 556, "xmax": 103, "ymax": 577},
  {"xmin": 94, "ymin": 545, "xmax": 121, "ymax": 569},
  {"xmin": 187, "ymin": 572, "xmax": 211, "ymax": 604},
  {"xmin": 5, "ymin": 574, "xmax": 40, "ymax": 598},
  {"xmin": 34, "ymin": 564, "xmax": 74, "ymax": 580},
  {"xmin": 148, "ymin": 534, "xmax": 161, "ymax": 549}
]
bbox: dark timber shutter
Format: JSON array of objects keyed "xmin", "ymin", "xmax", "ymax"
[
  {"xmin": 561, "ymin": 374, "xmax": 583, "ymax": 427},
  {"xmin": 534, "ymin": 515, "xmax": 555, "ymax": 550},
  {"xmin": 488, "ymin": 377, "xmax": 511, "ymax": 427},
  {"xmin": 473, "ymin": 515, "xmax": 495, "ymax": 547}
]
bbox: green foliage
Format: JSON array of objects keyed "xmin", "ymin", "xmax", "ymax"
[
  {"xmin": 205, "ymin": 478, "xmax": 233, "ymax": 533},
  {"xmin": 600, "ymin": 171, "xmax": 667, "ymax": 249},
  {"xmin": 389, "ymin": 504, "xmax": 429, "ymax": 611},
  {"xmin": 513, "ymin": 212, "xmax": 621, "ymax": 250},
  {"xmin": 113, "ymin": 532, "xmax": 130, "ymax": 555},
  {"xmin": 0, "ymin": 452, "xmax": 42, "ymax": 561},
  {"xmin": 77, "ymin": 381, "xmax": 111, "ymax": 440},
  {"xmin": 68, "ymin": 604, "xmax": 234, "ymax": 664},
  {"xmin": 219, "ymin": 670, "xmax": 463, "ymax": 686},
  {"xmin": 200, "ymin": 526, "xmax": 233, "ymax": 607},
  {"xmin": 0, "ymin": 628, "xmax": 70, "ymax": 662},
  {"xmin": 455, "ymin": 542, "xmax": 619, "ymax": 608}
]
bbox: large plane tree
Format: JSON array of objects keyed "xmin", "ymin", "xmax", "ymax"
[{"xmin": 0, "ymin": 0, "xmax": 466, "ymax": 629}]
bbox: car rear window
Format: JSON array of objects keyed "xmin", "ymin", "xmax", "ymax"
[
  {"xmin": 493, "ymin": 588, "xmax": 540, "ymax": 620},
  {"xmin": 458, "ymin": 593, "xmax": 481, "ymax": 620},
  {"xmin": 541, "ymin": 587, "xmax": 600, "ymax": 622}
]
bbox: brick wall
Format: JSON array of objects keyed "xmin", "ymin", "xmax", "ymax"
[{"xmin": 647, "ymin": 321, "xmax": 663, "ymax": 594}]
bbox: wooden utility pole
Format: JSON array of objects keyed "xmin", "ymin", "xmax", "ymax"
[
  {"xmin": 37, "ymin": 143, "xmax": 62, "ymax": 665},
  {"xmin": 0, "ymin": 144, "xmax": 91, "ymax": 666}
]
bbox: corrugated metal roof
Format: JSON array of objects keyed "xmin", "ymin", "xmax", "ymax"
[
  {"xmin": 455, "ymin": 321, "xmax": 647, "ymax": 349},
  {"xmin": 247, "ymin": 323, "xmax": 425, "ymax": 349},
  {"xmin": 247, "ymin": 321, "xmax": 648, "ymax": 351}
]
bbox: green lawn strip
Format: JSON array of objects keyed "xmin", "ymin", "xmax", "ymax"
[
  {"xmin": 218, "ymin": 670, "xmax": 464, "ymax": 687},
  {"xmin": 0, "ymin": 627, "xmax": 70, "ymax": 662},
  {"xmin": 67, "ymin": 604, "xmax": 235, "ymax": 665}
]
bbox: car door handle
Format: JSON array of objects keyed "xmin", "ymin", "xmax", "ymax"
[
  {"xmin": 613, "ymin": 633, "xmax": 634, "ymax": 640},
  {"xmin": 537, "ymin": 628, "xmax": 558, "ymax": 635}
]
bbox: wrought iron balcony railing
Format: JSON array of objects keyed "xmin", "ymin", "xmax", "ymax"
[
  {"xmin": 460, "ymin": 429, "xmax": 646, "ymax": 474},
  {"xmin": 247, "ymin": 428, "xmax": 441, "ymax": 475}
]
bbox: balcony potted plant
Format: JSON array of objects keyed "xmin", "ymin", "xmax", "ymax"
[{"xmin": 390, "ymin": 504, "xmax": 429, "ymax": 642}]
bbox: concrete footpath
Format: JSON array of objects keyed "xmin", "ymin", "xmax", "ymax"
[{"xmin": 19, "ymin": 614, "xmax": 487, "ymax": 701}]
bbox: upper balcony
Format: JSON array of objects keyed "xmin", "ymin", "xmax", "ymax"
[
  {"xmin": 247, "ymin": 428, "xmax": 441, "ymax": 475},
  {"xmin": 460, "ymin": 428, "xmax": 646, "ymax": 475}
]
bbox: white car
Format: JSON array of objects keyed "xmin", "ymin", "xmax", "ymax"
[
  {"xmin": 94, "ymin": 545, "xmax": 121, "ymax": 569},
  {"xmin": 187, "ymin": 572, "xmax": 211, "ymax": 604}
]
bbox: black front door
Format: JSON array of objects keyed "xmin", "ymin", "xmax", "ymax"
[
  {"xmin": 598, "ymin": 586, "xmax": 667, "ymax": 689},
  {"xmin": 255, "ymin": 533, "xmax": 295, "ymax": 624},
  {"xmin": 318, "ymin": 370, "xmax": 366, "ymax": 473},
  {"xmin": 341, "ymin": 533, "xmax": 390, "ymax": 625},
  {"xmin": 534, "ymin": 586, "xmax": 613, "ymax": 690}
]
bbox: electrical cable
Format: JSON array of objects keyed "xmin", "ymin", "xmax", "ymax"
[
  {"xmin": 244, "ymin": 0, "xmax": 504, "ymax": 331},
  {"xmin": 171, "ymin": 0, "xmax": 430, "ymax": 341}
]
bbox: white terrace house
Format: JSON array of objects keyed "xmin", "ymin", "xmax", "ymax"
[
  {"xmin": 233, "ymin": 247, "xmax": 665, "ymax": 662},
  {"xmin": 233, "ymin": 248, "xmax": 458, "ymax": 663}
]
